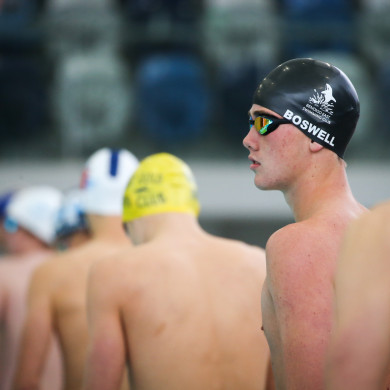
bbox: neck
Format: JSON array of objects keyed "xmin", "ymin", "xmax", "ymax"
[
  {"xmin": 67, "ymin": 230, "xmax": 91, "ymax": 248},
  {"xmin": 128, "ymin": 213, "xmax": 202, "ymax": 245},
  {"xmin": 87, "ymin": 214, "xmax": 131, "ymax": 244},
  {"xmin": 283, "ymin": 156, "xmax": 355, "ymax": 222}
]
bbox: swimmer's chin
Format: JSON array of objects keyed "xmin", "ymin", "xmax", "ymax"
[
  {"xmin": 254, "ymin": 179, "xmax": 279, "ymax": 191},
  {"xmin": 250, "ymin": 162, "xmax": 261, "ymax": 171}
]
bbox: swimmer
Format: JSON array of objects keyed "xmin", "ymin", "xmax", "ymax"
[
  {"xmin": 326, "ymin": 200, "xmax": 390, "ymax": 390},
  {"xmin": 83, "ymin": 153, "xmax": 271, "ymax": 390},
  {"xmin": 13, "ymin": 148, "xmax": 139, "ymax": 390},
  {"xmin": 0, "ymin": 186, "xmax": 63, "ymax": 390},
  {"xmin": 243, "ymin": 58, "xmax": 367, "ymax": 389},
  {"xmin": 55, "ymin": 188, "xmax": 91, "ymax": 249}
]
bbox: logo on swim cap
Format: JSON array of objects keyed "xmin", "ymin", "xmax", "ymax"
[
  {"xmin": 303, "ymin": 83, "xmax": 337, "ymax": 125},
  {"xmin": 310, "ymin": 84, "xmax": 336, "ymax": 114}
]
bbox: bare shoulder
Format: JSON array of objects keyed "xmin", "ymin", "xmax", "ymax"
[
  {"xmin": 89, "ymin": 247, "xmax": 143, "ymax": 286},
  {"xmin": 352, "ymin": 201, "xmax": 390, "ymax": 233},
  {"xmin": 266, "ymin": 221, "xmax": 321, "ymax": 261},
  {"xmin": 240, "ymin": 242, "xmax": 266, "ymax": 266},
  {"xmin": 0, "ymin": 256, "xmax": 25, "ymax": 277},
  {"xmin": 266, "ymin": 221, "xmax": 333, "ymax": 285},
  {"xmin": 88, "ymin": 247, "xmax": 147, "ymax": 306},
  {"xmin": 207, "ymin": 233, "xmax": 265, "ymax": 258},
  {"xmin": 41, "ymin": 241, "xmax": 105, "ymax": 278},
  {"xmin": 265, "ymin": 222, "xmax": 336, "ymax": 334},
  {"xmin": 90, "ymin": 250, "xmax": 128, "ymax": 278},
  {"xmin": 232, "ymin": 240, "xmax": 266, "ymax": 274},
  {"xmin": 91, "ymin": 241, "xmax": 176, "ymax": 277},
  {"xmin": 197, "ymin": 234, "xmax": 268, "ymax": 285},
  {"xmin": 338, "ymin": 202, "xmax": 390, "ymax": 277},
  {"xmin": 35, "ymin": 248, "xmax": 80, "ymax": 276},
  {"xmin": 370, "ymin": 199, "xmax": 390, "ymax": 216},
  {"xmin": 338, "ymin": 204, "xmax": 388, "ymax": 264},
  {"xmin": 29, "ymin": 252, "xmax": 70, "ymax": 292}
]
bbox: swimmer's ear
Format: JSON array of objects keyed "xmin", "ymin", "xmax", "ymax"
[{"xmin": 309, "ymin": 140, "xmax": 323, "ymax": 153}]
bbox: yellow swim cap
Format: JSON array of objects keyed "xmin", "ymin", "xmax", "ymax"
[{"xmin": 123, "ymin": 153, "xmax": 200, "ymax": 222}]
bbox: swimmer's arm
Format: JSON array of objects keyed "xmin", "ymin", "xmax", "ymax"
[
  {"xmin": 12, "ymin": 264, "xmax": 55, "ymax": 390},
  {"xmin": 266, "ymin": 227, "xmax": 332, "ymax": 390},
  {"xmin": 84, "ymin": 260, "xmax": 128, "ymax": 390},
  {"xmin": 326, "ymin": 209, "xmax": 390, "ymax": 390}
]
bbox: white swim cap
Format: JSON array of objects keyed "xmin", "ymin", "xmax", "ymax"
[
  {"xmin": 80, "ymin": 148, "xmax": 139, "ymax": 216},
  {"xmin": 6, "ymin": 186, "xmax": 63, "ymax": 244},
  {"xmin": 55, "ymin": 188, "xmax": 88, "ymax": 238}
]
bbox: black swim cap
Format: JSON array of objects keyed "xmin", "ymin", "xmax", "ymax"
[{"xmin": 252, "ymin": 58, "xmax": 360, "ymax": 158}]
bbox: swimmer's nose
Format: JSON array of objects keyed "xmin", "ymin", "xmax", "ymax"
[{"xmin": 243, "ymin": 127, "xmax": 259, "ymax": 151}]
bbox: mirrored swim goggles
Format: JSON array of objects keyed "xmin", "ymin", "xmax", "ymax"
[{"xmin": 249, "ymin": 114, "xmax": 290, "ymax": 135}]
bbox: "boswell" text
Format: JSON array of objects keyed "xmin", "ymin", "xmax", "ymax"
[{"xmin": 283, "ymin": 109, "xmax": 335, "ymax": 147}]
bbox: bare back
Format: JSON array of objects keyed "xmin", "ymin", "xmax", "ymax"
[
  {"xmin": 326, "ymin": 202, "xmax": 390, "ymax": 390},
  {"xmin": 14, "ymin": 240, "xmax": 132, "ymax": 390},
  {"xmin": 53, "ymin": 240, "xmax": 134, "ymax": 389},
  {"xmin": 261, "ymin": 203, "xmax": 367, "ymax": 390},
  {"xmin": 87, "ymin": 230, "xmax": 269, "ymax": 390}
]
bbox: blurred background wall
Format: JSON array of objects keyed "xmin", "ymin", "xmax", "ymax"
[{"xmin": 0, "ymin": 0, "xmax": 389, "ymax": 247}]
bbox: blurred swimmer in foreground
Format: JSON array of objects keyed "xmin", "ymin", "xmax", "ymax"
[
  {"xmin": 326, "ymin": 201, "xmax": 390, "ymax": 390},
  {"xmin": 0, "ymin": 186, "xmax": 63, "ymax": 390}
]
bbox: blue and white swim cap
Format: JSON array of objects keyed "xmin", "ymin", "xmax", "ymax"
[
  {"xmin": 80, "ymin": 148, "xmax": 139, "ymax": 216},
  {"xmin": 6, "ymin": 186, "xmax": 63, "ymax": 244}
]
